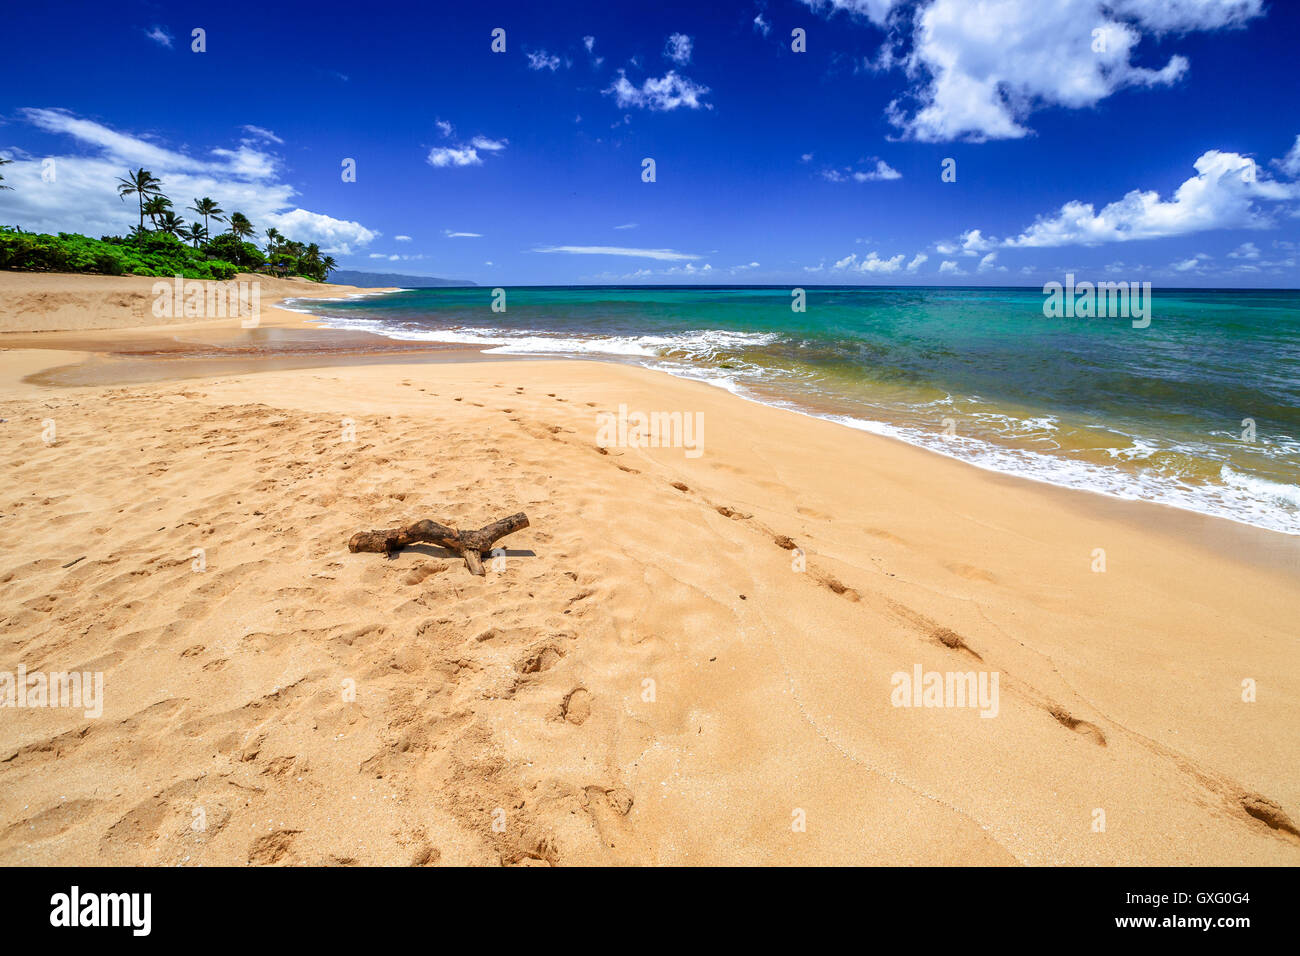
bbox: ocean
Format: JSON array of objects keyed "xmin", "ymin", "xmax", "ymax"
[{"xmin": 286, "ymin": 285, "xmax": 1300, "ymax": 535}]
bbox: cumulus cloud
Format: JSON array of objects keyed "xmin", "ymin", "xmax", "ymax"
[
  {"xmin": 527, "ymin": 50, "xmax": 562, "ymax": 71},
  {"xmin": 604, "ymin": 70, "xmax": 711, "ymax": 111},
  {"xmin": 822, "ymin": 159, "xmax": 901, "ymax": 183},
  {"xmin": 754, "ymin": 13, "xmax": 772, "ymax": 35},
  {"xmin": 907, "ymin": 253, "xmax": 928, "ymax": 271},
  {"xmin": 664, "ymin": 33, "xmax": 693, "ymax": 65},
  {"xmin": 532, "ymin": 245, "xmax": 702, "ymax": 261},
  {"xmin": 834, "ymin": 251, "xmax": 908, "ymax": 273},
  {"xmin": 855, "ymin": 159, "xmax": 901, "ymax": 181},
  {"xmin": 269, "ymin": 208, "xmax": 378, "ymax": 254},
  {"xmin": 427, "ymin": 135, "xmax": 507, "ymax": 168},
  {"xmin": 1005, "ymin": 150, "xmax": 1299, "ymax": 247},
  {"xmin": 935, "ymin": 228, "xmax": 994, "ymax": 256},
  {"xmin": 1172, "ymin": 252, "xmax": 1212, "ymax": 272},
  {"xmin": 2, "ymin": 108, "xmax": 378, "ymax": 254},
  {"xmin": 804, "ymin": 0, "xmax": 1265, "ymax": 142}
]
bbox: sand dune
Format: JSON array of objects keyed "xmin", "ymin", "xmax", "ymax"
[{"xmin": 1, "ymin": 320, "xmax": 1297, "ymax": 864}]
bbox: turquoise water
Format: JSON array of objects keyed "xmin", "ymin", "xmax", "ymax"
[{"xmin": 288, "ymin": 285, "xmax": 1300, "ymax": 534}]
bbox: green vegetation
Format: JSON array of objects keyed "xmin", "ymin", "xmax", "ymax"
[{"xmin": 1, "ymin": 166, "xmax": 338, "ymax": 281}]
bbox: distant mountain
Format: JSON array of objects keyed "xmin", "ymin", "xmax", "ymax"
[{"xmin": 330, "ymin": 269, "xmax": 476, "ymax": 288}]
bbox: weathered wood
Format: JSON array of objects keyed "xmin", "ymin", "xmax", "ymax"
[{"xmin": 348, "ymin": 513, "xmax": 529, "ymax": 576}]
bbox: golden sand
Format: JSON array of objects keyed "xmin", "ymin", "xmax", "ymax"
[{"xmin": 1, "ymin": 272, "xmax": 1297, "ymax": 865}]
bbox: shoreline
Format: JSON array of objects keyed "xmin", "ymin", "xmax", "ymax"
[{"xmin": 3, "ymin": 275, "xmax": 1297, "ymax": 554}]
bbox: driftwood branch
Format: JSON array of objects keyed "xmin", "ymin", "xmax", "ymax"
[{"xmin": 348, "ymin": 513, "xmax": 529, "ymax": 576}]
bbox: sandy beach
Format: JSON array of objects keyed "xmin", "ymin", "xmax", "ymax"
[{"xmin": 1, "ymin": 272, "xmax": 1297, "ymax": 866}]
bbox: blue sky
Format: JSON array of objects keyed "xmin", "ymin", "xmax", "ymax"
[{"xmin": 2, "ymin": 0, "xmax": 1298, "ymax": 286}]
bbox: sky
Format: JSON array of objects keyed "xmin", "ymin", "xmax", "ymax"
[{"xmin": 2, "ymin": 0, "xmax": 1299, "ymax": 287}]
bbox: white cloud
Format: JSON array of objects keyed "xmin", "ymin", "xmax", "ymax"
[
  {"xmin": 395, "ymin": 235, "xmax": 412, "ymax": 242},
  {"xmin": 754, "ymin": 13, "xmax": 772, "ymax": 35},
  {"xmin": 854, "ymin": 159, "xmax": 902, "ymax": 182},
  {"xmin": 532, "ymin": 245, "xmax": 702, "ymax": 261},
  {"xmin": 1172, "ymin": 253, "xmax": 1212, "ymax": 272},
  {"xmin": 977, "ymin": 251, "xmax": 1004, "ymax": 272},
  {"xmin": 267, "ymin": 209, "xmax": 379, "ymax": 255},
  {"xmin": 527, "ymin": 50, "xmax": 562, "ymax": 71},
  {"xmin": 368, "ymin": 253, "xmax": 425, "ymax": 262},
  {"xmin": 604, "ymin": 70, "xmax": 711, "ymax": 111},
  {"xmin": 426, "ymin": 136, "xmax": 507, "ymax": 168},
  {"xmin": 1274, "ymin": 134, "xmax": 1300, "ymax": 178},
  {"xmin": 936, "ymin": 228, "xmax": 995, "ymax": 256},
  {"xmin": 799, "ymin": 0, "xmax": 902, "ymax": 27},
  {"xmin": 240, "ymin": 125, "xmax": 283, "ymax": 145},
  {"xmin": 938, "ymin": 260, "xmax": 964, "ymax": 274},
  {"xmin": 614, "ymin": 222, "xmax": 638, "ymax": 230},
  {"xmin": 959, "ymin": 228, "xmax": 994, "ymax": 254},
  {"xmin": 144, "ymin": 26, "xmax": 173, "ymax": 48},
  {"xmin": 818, "ymin": 0, "xmax": 1266, "ymax": 142},
  {"xmin": 1109, "ymin": 0, "xmax": 1264, "ymax": 31},
  {"xmin": 834, "ymin": 251, "xmax": 907, "ymax": 273},
  {"xmin": 584, "ymin": 36, "xmax": 596, "ymax": 52},
  {"xmin": 444, "ymin": 230, "xmax": 482, "ymax": 238},
  {"xmin": 1005, "ymin": 150, "xmax": 1299, "ymax": 247},
  {"xmin": 664, "ymin": 33, "xmax": 693, "ymax": 65},
  {"xmin": 822, "ymin": 159, "xmax": 901, "ymax": 183},
  {"xmin": 435, "ymin": 119, "xmax": 453, "ymax": 138},
  {"xmin": 907, "ymin": 253, "xmax": 928, "ymax": 271},
  {"xmin": 427, "ymin": 146, "xmax": 480, "ymax": 167},
  {"xmin": 1227, "ymin": 241, "xmax": 1260, "ymax": 259},
  {"xmin": 2, "ymin": 109, "xmax": 378, "ymax": 255}
]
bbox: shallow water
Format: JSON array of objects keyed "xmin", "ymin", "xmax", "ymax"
[{"xmin": 287, "ymin": 285, "xmax": 1300, "ymax": 535}]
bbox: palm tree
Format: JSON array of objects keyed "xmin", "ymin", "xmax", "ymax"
[
  {"xmin": 0, "ymin": 156, "xmax": 12, "ymax": 191},
  {"xmin": 180, "ymin": 223, "xmax": 209, "ymax": 248},
  {"xmin": 156, "ymin": 210, "xmax": 186, "ymax": 237},
  {"xmin": 264, "ymin": 227, "xmax": 283, "ymax": 257},
  {"xmin": 188, "ymin": 197, "xmax": 224, "ymax": 235},
  {"xmin": 320, "ymin": 255, "xmax": 337, "ymax": 279},
  {"xmin": 227, "ymin": 211, "xmax": 254, "ymax": 243},
  {"xmin": 142, "ymin": 195, "xmax": 173, "ymax": 230},
  {"xmin": 116, "ymin": 168, "xmax": 163, "ymax": 230}
]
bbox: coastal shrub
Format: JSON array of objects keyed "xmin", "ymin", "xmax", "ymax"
[{"xmin": 0, "ymin": 226, "xmax": 240, "ymax": 279}]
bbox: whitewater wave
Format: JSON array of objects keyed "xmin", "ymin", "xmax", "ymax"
[{"xmin": 303, "ymin": 310, "xmax": 1300, "ymax": 536}]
